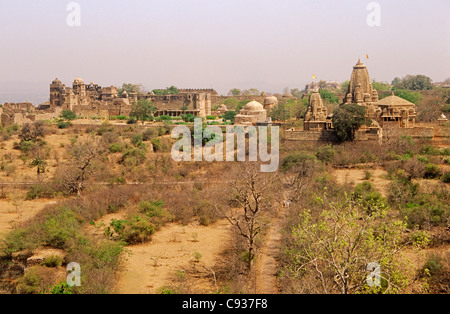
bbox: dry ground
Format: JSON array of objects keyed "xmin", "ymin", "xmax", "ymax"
[
  {"xmin": 0, "ymin": 197, "xmax": 57, "ymax": 237},
  {"xmin": 113, "ymin": 219, "xmax": 231, "ymax": 294},
  {"xmin": 333, "ymin": 167, "xmax": 390, "ymax": 196}
]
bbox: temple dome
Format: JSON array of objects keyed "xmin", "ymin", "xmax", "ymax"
[
  {"xmin": 52, "ymin": 78, "xmax": 62, "ymax": 84},
  {"xmin": 73, "ymin": 77, "xmax": 85, "ymax": 85},
  {"xmin": 243, "ymin": 100, "xmax": 264, "ymax": 111},
  {"xmin": 264, "ymin": 96, "xmax": 278, "ymax": 105}
]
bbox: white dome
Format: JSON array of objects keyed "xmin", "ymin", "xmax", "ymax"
[
  {"xmin": 264, "ymin": 96, "xmax": 278, "ymax": 105},
  {"xmin": 243, "ymin": 100, "xmax": 264, "ymax": 111}
]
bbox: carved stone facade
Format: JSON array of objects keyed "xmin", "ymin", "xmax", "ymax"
[
  {"xmin": 378, "ymin": 94, "xmax": 416, "ymax": 128},
  {"xmin": 304, "ymin": 91, "xmax": 332, "ymax": 131},
  {"xmin": 342, "ymin": 59, "xmax": 381, "ymax": 120},
  {"xmin": 341, "ymin": 60, "xmax": 416, "ymax": 130}
]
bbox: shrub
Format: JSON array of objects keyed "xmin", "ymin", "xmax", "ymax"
[
  {"xmin": 19, "ymin": 140, "xmax": 36, "ymax": 154},
  {"xmin": 110, "ymin": 115, "xmax": 128, "ymax": 121},
  {"xmin": 206, "ymin": 115, "xmax": 216, "ymax": 120},
  {"xmin": 424, "ymin": 163, "xmax": 441, "ymax": 179},
  {"xmin": 96, "ymin": 123, "xmax": 114, "ymax": 136},
  {"xmin": 441, "ymin": 148, "xmax": 450, "ymax": 156},
  {"xmin": 121, "ymin": 147, "xmax": 147, "ymax": 167},
  {"xmin": 26, "ymin": 184, "xmax": 58, "ymax": 200},
  {"xmin": 109, "ymin": 143, "xmax": 124, "ymax": 153},
  {"xmin": 140, "ymin": 200, "xmax": 165, "ymax": 218},
  {"xmin": 420, "ymin": 145, "xmax": 440, "ymax": 156},
  {"xmin": 142, "ymin": 128, "xmax": 158, "ymax": 141},
  {"xmin": 421, "ymin": 255, "xmax": 443, "ymax": 277},
  {"xmin": 41, "ymin": 255, "xmax": 63, "ymax": 267},
  {"xmin": 42, "ymin": 208, "xmax": 82, "ymax": 248},
  {"xmin": 316, "ymin": 145, "xmax": 335, "ymax": 164},
  {"xmin": 106, "ymin": 216, "xmax": 156, "ymax": 245},
  {"xmin": 410, "ymin": 230, "xmax": 431, "ymax": 248},
  {"xmin": 61, "ymin": 110, "xmax": 77, "ymax": 121},
  {"xmin": 58, "ymin": 121, "xmax": 71, "ymax": 129},
  {"xmin": 50, "ymin": 283, "xmax": 73, "ymax": 294},
  {"xmin": 281, "ymin": 152, "xmax": 316, "ymax": 172},
  {"xmin": 151, "ymin": 138, "xmax": 162, "ymax": 152},
  {"xmin": 16, "ymin": 269, "xmax": 42, "ymax": 294},
  {"xmin": 131, "ymin": 134, "xmax": 143, "ymax": 146},
  {"xmin": 441, "ymin": 172, "xmax": 450, "ymax": 183}
]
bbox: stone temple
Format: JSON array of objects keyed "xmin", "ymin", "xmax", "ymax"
[
  {"xmin": 304, "ymin": 90, "xmax": 332, "ymax": 131},
  {"xmin": 288, "ymin": 59, "xmax": 425, "ymax": 142}
]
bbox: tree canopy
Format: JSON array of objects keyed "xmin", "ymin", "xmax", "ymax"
[
  {"xmin": 392, "ymin": 75, "xmax": 434, "ymax": 90},
  {"xmin": 332, "ymin": 104, "xmax": 371, "ymax": 142},
  {"xmin": 118, "ymin": 83, "xmax": 145, "ymax": 96},
  {"xmin": 228, "ymin": 88, "xmax": 241, "ymax": 96},
  {"xmin": 152, "ymin": 86, "xmax": 179, "ymax": 95},
  {"xmin": 130, "ymin": 99, "xmax": 157, "ymax": 124}
]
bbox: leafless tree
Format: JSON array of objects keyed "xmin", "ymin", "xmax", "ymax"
[
  {"xmin": 283, "ymin": 155, "xmax": 318, "ymax": 204},
  {"xmin": 57, "ymin": 137, "xmax": 104, "ymax": 196},
  {"xmin": 221, "ymin": 163, "xmax": 279, "ymax": 270}
]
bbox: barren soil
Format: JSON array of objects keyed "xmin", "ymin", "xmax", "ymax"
[
  {"xmin": 333, "ymin": 167, "xmax": 390, "ymax": 196},
  {"xmin": 114, "ymin": 219, "xmax": 231, "ymax": 294}
]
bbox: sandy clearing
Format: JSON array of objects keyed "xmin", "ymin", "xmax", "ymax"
[{"xmin": 114, "ymin": 219, "xmax": 231, "ymax": 294}]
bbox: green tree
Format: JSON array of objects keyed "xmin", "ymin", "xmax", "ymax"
[
  {"xmin": 332, "ymin": 104, "xmax": 371, "ymax": 142},
  {"xmin": 228, "ymin": 88, "xmax": 241, "ymax": 96},
  {"xmin": 60, "ymin": 110, "xmax": 77, "ymax": 121},
  {"xmin": 29, "ymin": 157, "xmax": 47, "ymax": 180},
  {"xmin": 318, "ymin": 89, "xmax": 339, "ymax": 104},
  {"xmin": 249, "ymin": 88, "xmax": 260, "ymax": 96},
  {"xmin": 392, "ymin": 75, "xmax": 433, "ymax": 90},
  {"xmin": 340, "ymin": 80, "xmax": 350, "ymax": 93},
  {"xmin": 285, "ymin": 193, "xmax": 408, "ymax": 294},
  {"xmin": 394, "ymin": 90, "xmax": 423, "ymax": 105},
  {"xmin": 223, "ymin": 111, "xmax": 237, "ymax": 123},
  {"xmin": 270, "ymin": 103, "xmax": 291, "ymax": 121},
  {"xmin": 371, "ymin": 80, "xmax": 391, "ymax": 91},
  {"xmin": 165, "ymin": 86, "xmax": 179, "ymax": 95},
  {"xmin": 130, "ymin": 99, "xmax": 157, "ymax": 124},
  {"xmin": 118, "ymin": 83, "xmax": 145, "ymax": 96}
]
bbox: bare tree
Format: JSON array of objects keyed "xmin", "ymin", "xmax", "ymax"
[
  {"xmin": 57, "ymin": 137, "xmax": 104, "ymax": 196},
  {"xmin": 283, "ymin": 155, "xmax": 318, "ymax": 204},
  {"xmin": 222, "ymin": 163, "xmax": 279, "ymax": 270}
]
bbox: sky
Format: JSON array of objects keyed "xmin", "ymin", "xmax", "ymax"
[{"xmin": 0, "ymin": 0, "xmax": 449, "ymax": 104}]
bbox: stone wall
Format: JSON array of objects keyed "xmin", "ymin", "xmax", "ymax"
[
  {"xmin": 383, "ymin": 126, "xmax": 434, "ymax": 140},
  {"xmin": 285, "ymin": 129, "xmax": 339, "ymax": 142}
]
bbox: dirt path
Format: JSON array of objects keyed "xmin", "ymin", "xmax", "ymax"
[
  {"xmin": 114, "ymin": 219, "xmax": 231, "ymax": 294},
  {"xmin": 254, "ymin": 203, "xmax": 287, "ymax": 294}
]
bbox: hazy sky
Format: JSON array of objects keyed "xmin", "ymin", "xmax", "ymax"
[{"xmin": 0, "ymin": 0, "xmax": 449, "ymax": 103}]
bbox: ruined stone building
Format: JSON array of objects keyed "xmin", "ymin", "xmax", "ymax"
[
  {"xmin": 0, "ymin": 102, "xmax": 61, "ymax": 126},
  {"xmin": 49, "ymin": 78, "xmax": 214, "ymax": 118}
]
